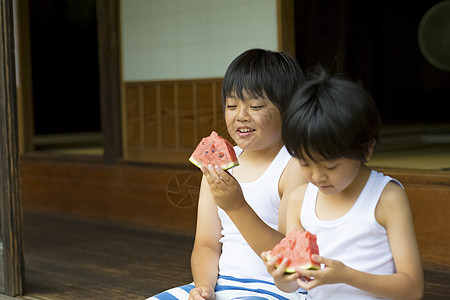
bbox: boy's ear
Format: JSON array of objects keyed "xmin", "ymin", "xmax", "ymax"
[{"xmin": 365, "ymin": 139, "xmax": 377, "ymax": 162}]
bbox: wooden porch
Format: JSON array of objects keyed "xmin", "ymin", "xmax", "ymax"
[
  {"xmin": 13, "ymin": 211, "xmax": 450, "ymax": 300},
  {"xmin": 13, "ymin": 151, "xmax": 450, "ymax": 299},
  {"xmin": 19, "ymin": 212, "xmax": 194, "ymax": 300}
]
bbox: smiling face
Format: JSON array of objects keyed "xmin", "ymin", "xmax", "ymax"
[{"xmin": 224, "ymin": 94, "xmax": 282, "ymax": 152}]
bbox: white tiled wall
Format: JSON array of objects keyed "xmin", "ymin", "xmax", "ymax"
[{"xmin": 121, "ymin": 0, "xmax": 278, "ymax": 81}]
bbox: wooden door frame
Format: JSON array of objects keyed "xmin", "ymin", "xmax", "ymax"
[
  {"xmin": 277, "ymin": 0, "xmax": 295, "ymax": 55},
  {"xmin": 16, "ymin": 0, "xmax": 122, "ymax": 162},
  {"xmin": 0, "ymin": 0, "xmax": 24, "ymax": 296},
  {"xmin": 96, "ymin": 0, "xmax": 122, "ymax": 163},
  {"xmin": 15, "ymin": 0, "xmax": 33, "ymax": 154},
  {"xmin": 0, "ymin": 0, "xmax": 122, "ymax": 295}
]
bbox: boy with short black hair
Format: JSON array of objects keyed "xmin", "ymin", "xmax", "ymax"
[{"xmin": 263, "ymin": 66, "xmax": 424, "ymax": 300}]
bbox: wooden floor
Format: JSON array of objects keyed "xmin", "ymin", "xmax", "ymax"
[
  {"xmin": 18, "ymin": 212, "xmax": 450, "ymax": 300},
  {"xmin": 20, "ymin": 212, "xmax": 194, "ymax": 300}
]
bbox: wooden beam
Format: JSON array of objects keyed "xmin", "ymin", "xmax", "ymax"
[
  {"xmin": 277, "ymin": 0, "xmax": 296, "ymax": 56},
  {"xmin": 15, "ymin": 0, "xmax": 34, "ymax": 153},
  {"xmin": 0, "ymin": 0, "xmax": 24, "ymax": 295},
  {"xmin": 96, "ymin": 0, "xmax": 122, "ymax": 163}
]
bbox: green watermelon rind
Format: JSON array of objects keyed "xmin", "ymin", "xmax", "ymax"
[
  {"xmin": 188, "ymin": 131, "xmax": 239, "ymax": 170},
  {"xmin": 189, "ymin": 154, "xmax": 239, "ymax": 170},
  {"xmin": 265, "ymin": 254, "xmax": 320, "ymax": 273},
  {"xmin": 188, "ymin": 156, "xmax": 202, "ymax": 169}
]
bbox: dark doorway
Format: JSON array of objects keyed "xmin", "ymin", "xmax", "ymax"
[
  {"xmin": 28, "ymin": 0, "xmax": 101, "ymax": 150},
  {"xmin": 294, "ymin": 0, "xmax": 450, "ymax": 131}
]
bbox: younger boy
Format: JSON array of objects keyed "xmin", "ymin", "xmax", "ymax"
[{"xmin": 263, "ymin": 66, "xmax": 424, "ymax": 300}]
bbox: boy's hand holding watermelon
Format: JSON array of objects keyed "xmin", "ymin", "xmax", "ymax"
[
  {"xmin": 189, "ymin": 131, "xmax": 244, "ymax": 212},
  {"xmin": 262, "ymin": 229, "xmax": 321, "ymax": 293},
  {"xmin": 202, "ymin": 164, "xmax": 246, "ymax": 213}
]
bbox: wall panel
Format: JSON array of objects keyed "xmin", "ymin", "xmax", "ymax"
[
  {"xmin": 123, "ymin": 78, "xmax": 228, "ymax": 164},
  {"xmin": 379, "ymin": 168, "xmax": 450, "ymax": 268}
]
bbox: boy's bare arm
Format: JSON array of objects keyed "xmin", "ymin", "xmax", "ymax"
[
  {"xmin": 201, "ymin": 159, "xmax": 305, "ymax": 256},
  {"xmin": 201, "ymin": 165, "xmax": 283, "ymax": 255},
  {"xmin": 296, "ymin": 183, "xmax": 424, "ymax": 300},
  {"xmin": 371, "ymin": 182, "xmax": 424, "ymax": 299},
  {"xmin": 278, "ymin": 158, "xmax": 307, "ymax": 234},
  {"xmin": 190, "ymin": 176, "xmax": 223, "ymax": 297},
  {"xmin": 285, "ymin": 183, "xmax": 307, "ymax": 234},
  {"xmin": 296, "ymin": 257, "xmax": 423, "ymax": 300}
]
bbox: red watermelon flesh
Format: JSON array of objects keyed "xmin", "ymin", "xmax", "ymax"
[
  {"xmin": 267, "ymin": 229, "xmax": 320, "ymax": 273},
  {"xmin": 189, "ymin": 131, "xmax": 239, "ymax": 170}
]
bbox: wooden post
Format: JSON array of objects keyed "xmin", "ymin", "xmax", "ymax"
[
  {"xmin": 0, "ymin": 0, "xmax": 24, "ymax": 296},
  {"xmin": 96, "ymin": 0, "xmax": 122, "ymax": 163},
  {"xmin": 277, "ymin": 0, "xmax": 296, "ymax": 56}
]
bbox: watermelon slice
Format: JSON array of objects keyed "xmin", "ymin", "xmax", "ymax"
[
  {"xmin": 267, "ymin": 229, "xmax": 320, "ymax": 273},
  {"xmin": 189, "ymin": 131, "xmax": 239, "ymax": 170}
]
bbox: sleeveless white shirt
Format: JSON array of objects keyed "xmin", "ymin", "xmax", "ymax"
[
  {"xmin": 301, "ymin": 170, "xmax": 402, "ymax": 299},
  {"xmin": 218, "ymin": 146, "xmax": 292, "ymax": 282}
]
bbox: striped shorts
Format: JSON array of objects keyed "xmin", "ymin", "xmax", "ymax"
[{"xmin": 147, "ymin": 275, "xmax": 307, "ymax": 300}]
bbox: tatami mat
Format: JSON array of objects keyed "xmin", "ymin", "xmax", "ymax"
[{"xmin": 370, "ymin": 144, "xmax": 450, "ymax": 171}]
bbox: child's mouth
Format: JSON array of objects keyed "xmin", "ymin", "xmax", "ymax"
[
  {"xmin": 319, "ymin": 185, "xmax": 332, "ymax": 190},
  {"xmin": 237, "ymin": 128, "xmax": 255, "ymax": 137},
  {"xmin": 238, "ymin": 128, "xmax": 255, "ymax": 133}
]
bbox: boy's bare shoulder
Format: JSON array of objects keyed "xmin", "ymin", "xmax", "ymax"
[
  {"xmin": 294, "ymin": 182, "xmax": 309, "ymax": 193},
  {"xmin": 284, "ymin": 157, "xmax": 303, "ymax": 172},
  {"xmin": 380, "ymin": 180, "xmax": 408, "ymax": 203},
  {"xmin": 280, "ymin": 157, "xmax": 307, "ymax": 194},
  {"xmin": 288, "ymin": 182, "xmax": 309, "ymax": 204},
  {"xmin": 376, "ymin": 181, "xmax": 411, "ymax": 226},
  {"xmin": 283, "ymin": 157, "xmax": 307, "ymax": 182}
]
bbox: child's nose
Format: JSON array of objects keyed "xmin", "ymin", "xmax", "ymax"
[
  {"xmin": 311, "ymin": 170, "xmax": 327, "ymax": 183},
  {"xmin": 237, "ymin": 107, "xmax": 250, "ymax": 121}
]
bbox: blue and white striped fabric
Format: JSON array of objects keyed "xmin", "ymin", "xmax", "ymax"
[{"xmin": 147, "ymin": 275, "xmax": 307, "ymax": 300}]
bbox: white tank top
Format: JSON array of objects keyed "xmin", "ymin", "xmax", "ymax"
[
  {"xmin": 301, "ymin": 170, "xmax": 402, "ymax": 299},
  {"xmin": 218, "ymin": 146, "xmax": 292, "ymax": 281}
]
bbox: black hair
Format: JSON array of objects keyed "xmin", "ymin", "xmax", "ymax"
[
  {"xmin": 221, "ymin": 48, "xmax": 305, "ymax": 115},
  {"xmin": 282, "ymin": 65, "xmax": 380, "ymax": 163}
]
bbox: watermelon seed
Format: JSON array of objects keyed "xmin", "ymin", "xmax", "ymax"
[
  {"xmin": 219, "ymin": 153, "xmax": 224, "ymax": 158},
  {"xmin": 212, "ymin": 148, "xmax": 215, "ymax": 153}
]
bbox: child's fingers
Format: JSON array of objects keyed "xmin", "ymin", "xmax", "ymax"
[
  {"xmin": 200, "ymin": 166, "xmax": 215, "ymax": 186},
  {"xmin": 209, "ymin": 164, "xmax": 232, "ymax": 184},
  {"xmin": 311, "ymin": 254, "xmax": 324, "ymax": 264},
  {"xmin": 188, "ymin": 288, "xmax": 206, "ymax": 300},
  {"xmin": 260, "ymin": 251, "xmax": 269, "ymax": 261},
  {"xmin": 265, "ymin": 253, "xmax": 279, "ymax": 266},
  {"xmin": 296, "ymin": 276, "xmax": 316, "ymax": 290},
  {"xmin": 204, "ymin": 164, "xmax": 237, "ymax": 188},
  {"xmin": 275, "ymin": 257, "xmax": 291, "ymax": 274},
  {"xmin": 200, "ymin": 165, "xmax": 211, "ymax": 177},
  {"xmin": 295, "ymin": 266, "xmax": 321, "ymax": 290},
  {"xmin": 295, "ymin": 267, "xmax": 319, "ymax": 279},
  {"xmin": 265, "ymin": 253, "xmax": 290, "ymax": 276},
  {"xmin": 207, "ymin": 165, "xmax": 221, "ymax": 182},
  {"xmin": 263, "ymin": 252, "xmax": 280, "ymax": 272},
  {"xmin": 200, "ymin": 165, "xmax": 221, "ymax": 185},
  {"xmin": 213, "ymin": 165, "xmax": 236, "ymax": 185}
]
